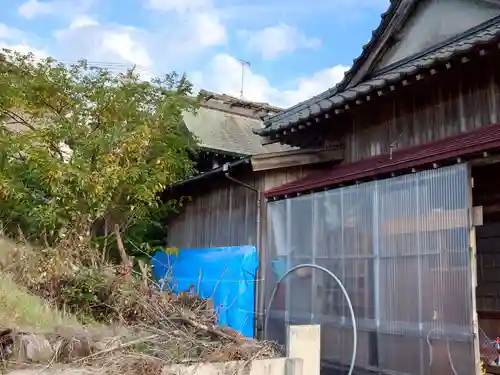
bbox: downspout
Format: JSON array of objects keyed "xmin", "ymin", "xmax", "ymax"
[{"xmin": 223, "ymin": 162, "xmax": 264, "ymax": 338}]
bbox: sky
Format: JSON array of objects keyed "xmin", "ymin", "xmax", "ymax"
[{"xmin": 1, "ymin": 0, "xmax": 390, "ymax": 108}]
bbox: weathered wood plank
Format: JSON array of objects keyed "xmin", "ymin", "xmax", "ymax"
[
  {"xmin": 332, "ymin": 57, "xmax": 500, "ymax": 163},
  {"xmin": 167, "ymin": 165, "xmax": 329, "ymax": 250}
]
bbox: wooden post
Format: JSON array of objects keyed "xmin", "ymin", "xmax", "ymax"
[{"xmin": 286, "ymin": 325, "xmax": 321, "ymax": 375}]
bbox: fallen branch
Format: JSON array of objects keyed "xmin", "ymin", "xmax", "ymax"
[
  {"xmin": 178, "ymin": 314, "xmax": 242, "ymax": 345},
  {"xmin": 73, "ymin": 334, "xmax": 159, "ymax": 362}
]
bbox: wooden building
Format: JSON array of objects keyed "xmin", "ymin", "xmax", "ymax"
[
  {"xmin": 164, "ymin": 92, "xmax": 341, "ymax": 337},
  {"xmin": 254, "ymin": 1, "xmax": 500, "ymax": 374},
  {"xmin": 165, "ymin": 149, "xmax": 340, "ymax": 249},
  {"xmin": 182, "ymin": 90, "xmax": 286, "ymax": 175},
  {"xmin": 168, "ymin": 90, "xmax": 340, "ymax": 249},
  {"xmin": 164, "ymin": 149, "xmax": 340, "ymax": 337}
]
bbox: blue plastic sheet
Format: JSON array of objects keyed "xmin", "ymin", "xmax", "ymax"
[{"xmin": 151, "ymin": 246, "xmax": 258, "ymax": 338}]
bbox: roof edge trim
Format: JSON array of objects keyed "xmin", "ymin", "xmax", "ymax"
[{"xmin": 265, "ymin": 122, "xmax": 500, "ymax": 198}]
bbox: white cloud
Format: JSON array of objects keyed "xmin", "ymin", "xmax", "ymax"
[
  {"xmin": 18, "ymin": 0, "xmax": 52, "ymax": 19},
  {"xmin": 0, "ymin": 24, "xmax": 11, "ymax": 39},
  {"xmin": 191, "ymin": 53, "xmax": 349, "ymax": 108},
  {"xmin": 101, "ymin": 30, "xmax": 153, "ymax": 68},
  {"xmin": 239, "ymin": 23, "xmax": 321, "ymax": 60},
  {"xmin": 10, "ymin": 0, "xmax": 356, "ymax": 111},
  {"xmin": 18, "ymin": 0, "xmax": 94, "ymax": 20},
  {"xmin": 0, "ymin": 41, "xmax": 48, "ymax": 58},
  {"xmin": 145, "ymin": 0, "xmax": 213, "ymax": 13},
  {"xmin": 190, "ymin": 12, "xmax": 226, "ymax": 47},
  {"xmin": 0, "ymin": 23, "xmax": 48, "ymax": 58},
  {"xmin": 54, "ymin": 18, "xmax": 153, "ymax": 70},
  {"xmin": 69, "ymin": 15, "xmax": 99, "ymax": 29},
  {"xmin": 286, "ymin": 65, "xmax": 350, "ymax": 103},
  {"xmin": 145, "ymin": 0, "xmax": 226, "ymax": 48},
  {"xmin": 49, "ymin": 0, "xmax": 227, "ymax": 74},
  {"xmin": 0, "ymin": 23, "xmax": 26, "ymax": 41}
]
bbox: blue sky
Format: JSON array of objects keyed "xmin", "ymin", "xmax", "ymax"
[{"xmin": 1, "ymin": 0, "xmax": 389, "ymax": 108}]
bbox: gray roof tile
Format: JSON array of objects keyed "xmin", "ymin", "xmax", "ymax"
[
  {"xmin": 257, "ymin": 19, "xmax": 500, "ymax": 137},
  {"xmin": 183, "ymin": 105, "xmax": 291, "ymax": 155}
]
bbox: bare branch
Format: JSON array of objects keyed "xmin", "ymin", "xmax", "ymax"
[{"xmin": 1, "ymin": 109, "xmax": 36, "ymax": 131}]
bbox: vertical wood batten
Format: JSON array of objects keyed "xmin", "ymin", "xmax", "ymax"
[
  {"xmin": 167, "ymin": 178, "xmax": 258, "ymax": 249},
  {"xmin": 336, "ymin": 58, "xmax": 500, "ymax": 163},
  {"xmin": 488, "ymin": 65, "xmax": 498, "ymax": 124},
  {"xmin": 166, "ymin": 165, "xmax": 330, "ymax": 250}
]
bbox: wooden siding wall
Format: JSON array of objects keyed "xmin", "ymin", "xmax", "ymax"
[
  {"xmin": 168, "ymin": 176, "xmax": 259, "ymax": 249},
  {"xmin": 167, "ymin": 165, "xmax": 326, "ymax": 250},
  {"xmin": 476, "ymin": 223, "xmax": 500, "ymax": 312},
  {"xmin": 332, "ymin": 55, "xmax": 500, "ymax": 163}
]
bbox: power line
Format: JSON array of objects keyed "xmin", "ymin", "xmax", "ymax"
[{"xmin": 26, "ymin": 55, "xmax": 163, "ymax": 78}]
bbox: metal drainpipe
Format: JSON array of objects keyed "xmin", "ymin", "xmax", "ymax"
[{"xmin": 223, "ymin": 163, "xmax": 264, "ymax": 338}]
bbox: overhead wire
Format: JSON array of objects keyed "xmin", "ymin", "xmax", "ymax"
[
  {"xmin": 4, "ymin": 52, "xmax": 206, "ymax": 92},
  {"xmin": 17, "ymin": 54, "xmax": 163, "ymax": 78}
]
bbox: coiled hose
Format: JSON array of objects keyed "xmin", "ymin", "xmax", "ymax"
[{"xmin": 263, "ymin": 264, "xmax": 358, "ymax": 375}]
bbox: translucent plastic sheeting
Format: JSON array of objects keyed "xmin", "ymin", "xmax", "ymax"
[
  {"xmin": 151, "ymin": 246, "xmax": 259, "ymax": 338},
  {"xmin": 264, "ymin": 164, "xmax": 475, "ymax": 375}
]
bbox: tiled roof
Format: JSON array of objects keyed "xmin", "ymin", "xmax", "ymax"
[
  {"xmin": 256, "ymin": 0, "xmax": 405, "ymax": 135},
  {"xmin": 184, "ymin": 92, "xmax": 291, "ymax": 155},
  {"xmin": 265, "ymin": 122, "xmax": 500, "ymax": 198},
  {"xmin": 338, "ymin": 0, "xmax": 411, "ymax": 91},
  {"xmin": 256, "ymin": 16, "xmax": 500, "ymax": 137}
]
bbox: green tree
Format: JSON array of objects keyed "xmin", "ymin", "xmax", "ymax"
[{"xmin": 0, "ymin": 49, "xmax": 197, "ymax": 251}]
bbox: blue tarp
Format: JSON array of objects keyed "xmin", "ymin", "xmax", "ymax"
[{"xmin": 150, "ymin": 246, "xmax": 258, "ymax": 338}]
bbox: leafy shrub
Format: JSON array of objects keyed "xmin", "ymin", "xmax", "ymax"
[{"xmin": 0, "ymin": 49, "xmax": 198, "ymax": 247}]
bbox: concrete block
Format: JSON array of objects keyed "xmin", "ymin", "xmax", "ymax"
[
  {"xmin": 6, "ymin": 325, "xmax": 320, "ymax": 375},
  {"xmin": 284, "ymin": 358, "xmax": 303, "ymax": 375},
  {"xmin": 163, "ymin": 357, "xmax": 300, "ymax": 375},
  {"xmin": 7, "ymin": 358, "xmax": 303, "ymax": 375},
  {"xmin": 286, "ymin": 325, "xmax": 320, "ymax": 375}
]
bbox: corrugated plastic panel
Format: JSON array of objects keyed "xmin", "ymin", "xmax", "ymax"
[
  {"xmin": 265, "ymin": 122, "xmax": 500, "ymax": 198},
  {"xmin": 264, "ymin": 164, "xmax": 475, "ymax": 374}
]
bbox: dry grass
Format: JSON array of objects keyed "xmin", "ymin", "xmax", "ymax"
[
  {"xmin": 0, "ymin": 273, "xmax": 80, "ymax": 332},
  {"xmin": 0, "ymin": 238, "xmax": 81, "ymax": 332},
  {"xmin": 0, "ymin": 236, "xmax": 283, "ymax": 375}
]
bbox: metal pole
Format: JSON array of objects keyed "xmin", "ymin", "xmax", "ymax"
[{"xmin": 237, "ymin": 59, "xmax": 250, "ymax": 99}]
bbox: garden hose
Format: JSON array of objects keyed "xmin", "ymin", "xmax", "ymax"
[
  {"xmin": 263, "ymin": 263, "xmax": 357, "ymax": 375},
  {"xmin": 426, "ymin": 327, "xmax": 459, "ymax": 375}
]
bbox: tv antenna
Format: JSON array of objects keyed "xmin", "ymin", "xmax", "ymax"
[{"xmin": 237, "ymin": 58, "xmax": 251, "ymax": 99}]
